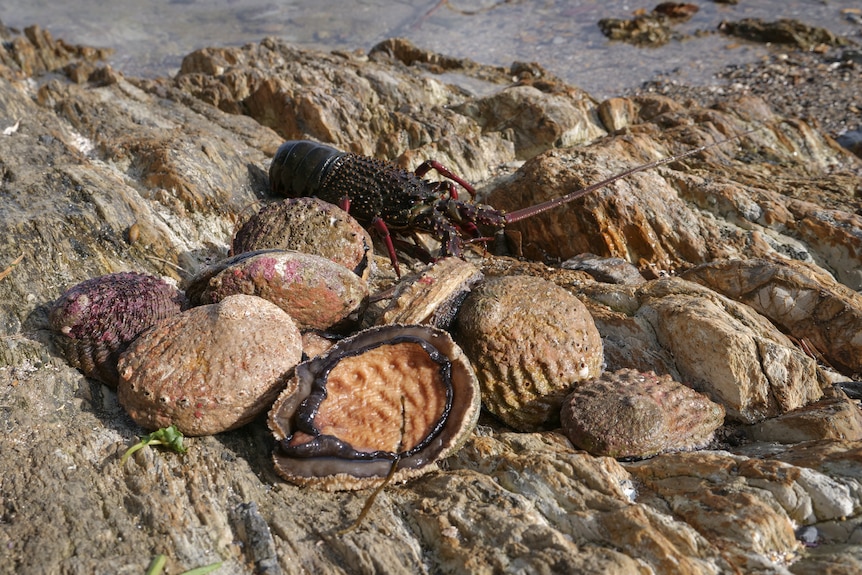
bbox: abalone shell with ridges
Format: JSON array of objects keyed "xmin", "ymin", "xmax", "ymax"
[
  {"xmin": 49, "ymin": 272, "xmax": 187, "ymax": 387},
  {"xmin": 186, "ymin": 249, "xmax": 368, "ymax": 331}
]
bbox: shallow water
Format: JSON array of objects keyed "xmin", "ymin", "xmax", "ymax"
[{"xmin": 2, "ymin": 0, "xmax": 861, "ymax": 98}]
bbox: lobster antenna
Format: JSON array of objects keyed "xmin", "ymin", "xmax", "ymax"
[{"xmin": 503, "ymin": 126, "xmax": 763, "ymax": 224}]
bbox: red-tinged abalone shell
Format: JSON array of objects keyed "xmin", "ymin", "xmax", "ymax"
[{"xmin": 186, "ymin": 249, "xmax": 368, "ymax": 331}]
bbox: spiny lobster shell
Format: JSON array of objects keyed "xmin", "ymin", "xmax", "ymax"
[{"xmin": 269, "ymin": 140, "xmax": 439, "ymax": 229}]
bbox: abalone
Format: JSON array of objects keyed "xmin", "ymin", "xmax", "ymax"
[
  {"xmin": 118, "ymin": 294, "xmax": 303, "ymax": 436},
  {"xmin": 49, "ymin": 272, "xmax": 187, "ymax": 387},
  {"xmin": 268, "ymin": 324, "xmax": 481, "ymax": 491}
]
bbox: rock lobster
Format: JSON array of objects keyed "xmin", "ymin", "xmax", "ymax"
[{"xmin": 269, "ymin": 132, "xmax": 754, "ymax": 275}]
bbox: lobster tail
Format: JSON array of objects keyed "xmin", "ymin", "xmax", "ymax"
[{"xmin": 270, "ymin": 141, "xmax": 346, "ymax": 197}]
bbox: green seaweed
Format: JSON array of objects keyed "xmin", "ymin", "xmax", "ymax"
[{"xmin": 120, "ymin": 425, "xmax": 187, "ymax": 464}]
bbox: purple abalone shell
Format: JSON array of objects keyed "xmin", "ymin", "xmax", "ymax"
[{"xmin": 50, "ymin": 272, "xmax": 187, "ymax": 386}]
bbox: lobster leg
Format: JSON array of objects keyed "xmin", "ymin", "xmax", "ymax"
[
  {"xmin": 371, "ymin": 217, "xmax": 402, "ymax": 278},
  {"xmin": 414, "ymin": 160, "xmax": 476, "ymax": 197}
]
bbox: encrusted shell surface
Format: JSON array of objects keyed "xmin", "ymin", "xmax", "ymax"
[
  {"xmin": 377, "ymin": 257, "xmax": 483, "ymax": 329},
  {"xmin": 455, "ymin": 275, "xmax": 604, "ymax": 431},
  {"xmin": 186, "ymin": 249, "xmax": 368, "ymax": 331},
  {"xmin": 268, "ymin": 324, "xmax": 481, "ymax": 491},
  {"xmin": 232, "ymin": 197, "xmax": 374, "ymax": 280},
  {"xmin": 118, "ymin": 294, "xmax": 303, "ymax": 436},
  {"xmin": 49, "ymin": 272, "xmax": 187, "ymax": 387},
  {"xmin": 560, "ymin": 369, "xmax": 725, "ymax": 458}
]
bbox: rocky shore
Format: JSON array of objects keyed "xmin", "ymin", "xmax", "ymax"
[{"xmin": 1, "ymin": 20, "xmax": 861, "ymax": 575}]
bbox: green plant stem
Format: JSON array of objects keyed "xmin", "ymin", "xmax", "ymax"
[{"xmin": 145, "ymin": 554, "xmax": 167, "ymax": 575}]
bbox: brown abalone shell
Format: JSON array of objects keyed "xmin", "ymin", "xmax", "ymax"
[
  {"xmin": 268, "ymin": 324, "xmax": 481, "ymax": 491},
  {"xmin": 186, "ymin": 249, "xmax": 368, "ymax": 331},
  {"xmin": 560, "ymin": 369, "xmax": 725, "ymax": 458},
  {"xmin": 49, "ymin": 272, "xmax": 187, "ymax": 387},
  {"xmin": 118, "ymin": 294, "xmax": 302, "ymax": 436},
  {"xmin": 232, "ymin": 197, "xmax": 373, "ymax": 280},
  {"xmin": 455, "ymin": 275, "xmax": 604, "ymax": 431}
]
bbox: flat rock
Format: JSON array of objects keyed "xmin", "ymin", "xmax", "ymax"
[
  {"xmin": 744, "ymin": 395, "xmax": 862, "ymax": 443},
  {"xmin": 563, "ymin": 276, "xmax": 823, "ymax": 424}
]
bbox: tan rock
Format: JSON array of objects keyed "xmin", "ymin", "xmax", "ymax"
[
  {"xmin": 627, "ymin": 451, "xmax": 808, "ymax": 570},
  {"xmin": 642, "ymin": 279, "xmax": 822, "ymax": 423},
  {"xmin": 451, "ymin": 84, "xmax": 606, "ymax": 159},
  {"xmin": 570, "ymin": 277, "xmax": 822, "ymax": 423},
  {"xmin": 597, "ymin": 97, "xmax": 638, "ymax": 132},
  {"xmin": 0, "ymin": 24, "xmax": 112, "ymax": 78},
  {"xmin": 746, "ymin": 395, "xmax": 862, "ymax": 443},
  {"xmin": 485, "ymin": 107, "xmax": 862, "ymax": 288},
  {"xmin": 409, "ymin": 471, "xmax": 642, "ymax": 575},
  {"xmin": 446, "ymin": 432, "xmax": 736, "ymax": 573},
  {"xmin": 683, "ymin": 258, "xmax": 862, "ymax": 376},
  {"xmin": 175, "ymin": 37, "xmax": 517, "ymax": 183}
]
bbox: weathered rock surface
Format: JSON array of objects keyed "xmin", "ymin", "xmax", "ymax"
[
  {"xmin": 745, "ymin": 395, "xmax": 862, "ymax": 444},
  {"xmin": 486, "ymin": 95, "xmax": 862, "ymax": 291},
  {"xmin": 683, "ymin": 257, "xmax": 862, "ymax": 374},
  {"xmin": 2, "ymin": 23, "xmax": 862, "ymax": 575}
]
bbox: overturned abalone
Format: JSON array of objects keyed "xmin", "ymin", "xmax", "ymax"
[
  {"xmin": 268, "ymin": 324, "xmax": 481, "ymax": 491},
  {"xmin": 49, "ymin": 272, "xmax": 187, "ymax": 387}
]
